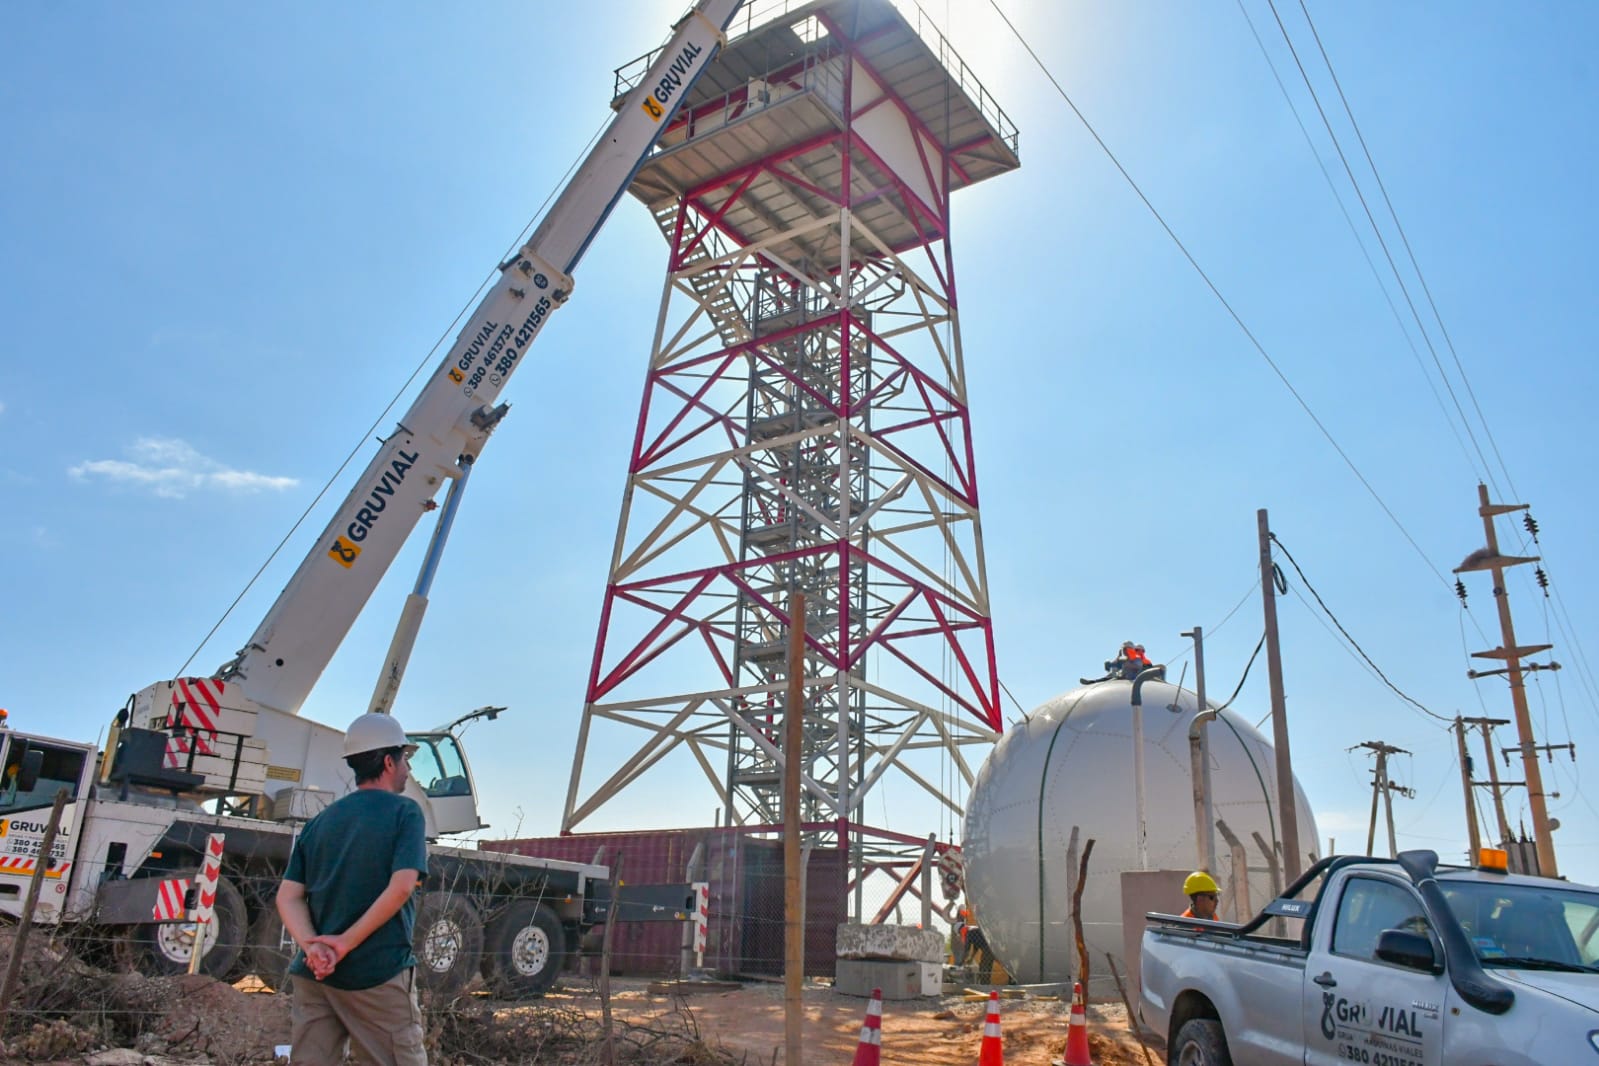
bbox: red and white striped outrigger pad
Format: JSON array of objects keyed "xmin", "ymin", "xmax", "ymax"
[
  {"xmin": 152, "ymin": 876, "xmax": 191, "ymax": 921},
  {"xmin": 163, "ymin": 677, "xmax": 225, "ymax": 769}
]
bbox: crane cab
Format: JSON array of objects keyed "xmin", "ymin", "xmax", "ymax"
[{"xmin": 406, "ymin": 729, "xmax": 484, "ymax": 835}]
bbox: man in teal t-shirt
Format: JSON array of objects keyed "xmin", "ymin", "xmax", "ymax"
[{"xmin": 278, "ymin": 713, "xmax": 430, "ymax": 1066}]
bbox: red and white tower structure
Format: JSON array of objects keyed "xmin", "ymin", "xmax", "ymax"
[{"xmin": 564, "ymin": 0, "xmax": 1019, "ymax": 885}]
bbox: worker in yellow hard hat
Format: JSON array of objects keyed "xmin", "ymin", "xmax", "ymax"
[{"xmin": 1182, "ymin": 870, "xmax": 1220, "ymax": 921}]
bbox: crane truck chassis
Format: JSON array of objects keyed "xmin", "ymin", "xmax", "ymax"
[
  {"xmin": 2, "ymin": 0, "xmax": 747, "ymax": 999},
  {"xmin": 0, "ymin": 715, "xmax": 699, "ymax": 999}
]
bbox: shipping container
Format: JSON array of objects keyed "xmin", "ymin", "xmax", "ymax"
[{"xmin": 485, "ymin": 827, "xmax": 845, "ymax": 977}]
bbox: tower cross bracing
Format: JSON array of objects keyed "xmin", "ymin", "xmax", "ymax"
[{"xmin": 565, "ymin": 0, "xmax": 1020, "ymax": 861}]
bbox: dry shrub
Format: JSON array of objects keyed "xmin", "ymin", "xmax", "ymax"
[{"xmin": 429, "ymin": 996, "xmax": 751, "ymax": 1066}]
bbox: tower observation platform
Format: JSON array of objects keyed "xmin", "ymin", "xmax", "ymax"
[{"xmin": 565, "ymin": 0, "xmax": 1019, "ymax": 918}]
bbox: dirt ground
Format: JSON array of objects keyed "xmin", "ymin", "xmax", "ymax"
[
  {"xmin": 576, "ymin": 979, "xmax": 1163, "ymax": 1065},
  {"xmin": 0, "ymin": 963, "xmax": 1163, "ymax": 1065}
]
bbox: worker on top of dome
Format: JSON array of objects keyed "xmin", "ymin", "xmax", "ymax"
[
  {"xmin": 1182, "ymin": 870, "xmax": 1220, "ymax": 921},
  {"xmin": 1084, "ymin": 641, "xmax": 1149, "ymax": 684}
]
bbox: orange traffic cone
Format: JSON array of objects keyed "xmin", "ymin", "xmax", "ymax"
[
  {"xmin": 978, "ymin": 989, "xmax": 1004, "ymax": 1066},
  {"xmin": 851, "ymin": 987, "xmax": 883, "ymax": 1066},
  {"xmin": 1060, "ymin": 980, "xmax": 1093, "ymax": 1065}
]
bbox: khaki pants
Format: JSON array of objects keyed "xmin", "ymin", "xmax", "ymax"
[{"xmin": 290, "ymin": 968, "xmax": 426, "ymax": 1066}]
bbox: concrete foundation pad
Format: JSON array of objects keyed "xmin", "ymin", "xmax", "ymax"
[{"xmin": 834, "ymin": 957, "xmax": 942, "ymax": 999}]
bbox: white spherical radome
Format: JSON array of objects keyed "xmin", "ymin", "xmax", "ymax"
[{"xmin": 962, "ymin": 679, "xmax": 1318, "ymax": 984}]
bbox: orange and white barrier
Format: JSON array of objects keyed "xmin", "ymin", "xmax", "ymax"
[
  {"xmin": 851, "ymin": 987, "xmax": 883, "ymax": 1066},
  {"xmin": 979, "ymin": 989, "xmax": 1003, "ymax": 1066},
  {"xmin": 191, "ymin": 833, "xmax": 225, "ymax": 924},
  {"xmin": 1060, "ymin": 980, "xmax": 1093, "ymax": 1065}
]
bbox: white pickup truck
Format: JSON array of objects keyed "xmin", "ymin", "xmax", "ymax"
[{"xmin": 1140, "ymin": 850, "xmax": 1599, "ymax": 1066}]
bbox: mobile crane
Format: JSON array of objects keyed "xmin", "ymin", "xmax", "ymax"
[{"xmin": 0, "ymin": 0, "xmax": 744, "ymax": 998}]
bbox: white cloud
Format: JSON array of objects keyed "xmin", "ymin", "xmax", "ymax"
[{"xmin": 69, "ymin": 437, "xmax": 298, "ymax": 499}]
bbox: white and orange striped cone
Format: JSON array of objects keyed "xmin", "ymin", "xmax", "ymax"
[
  {"xmin": 978, "ymin": 989, "xmax": 1004, "ymax": 1066},
  {"xmin": 1060, "ymin": 980, "xmax": 1093, "ymax": 1066},
  {"xmin": 851, "ymin": 987, "xmax": 883, "ymax": 1066}
]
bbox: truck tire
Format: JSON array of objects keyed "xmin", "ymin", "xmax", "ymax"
[
  {"xmin": 1171, "ymin": 1018, "xmax": 1232, "ymax": 1066},
  {"xmin": 482, "ymin": 899, "xmax": 565, "ymax": 998},
  {"xmin": 412, "ymin": 893, "xmax": 483, "ymax": 999},
  {"xmin": 116, "ymin": 875, "xmax": 248, "ymax": 979},
  {"xmin": 246, "ymin": 906, "xmax": 296, "ymax": 990}
]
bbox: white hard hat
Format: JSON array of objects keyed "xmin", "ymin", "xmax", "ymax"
[{"xmin": 343, "ymin": 712, "xmax": 418, "ymax": 758}]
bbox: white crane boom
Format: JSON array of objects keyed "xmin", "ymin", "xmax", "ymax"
[{"xmin": 216, "ymin": 2, "xmax": 741, "ymax": 717}]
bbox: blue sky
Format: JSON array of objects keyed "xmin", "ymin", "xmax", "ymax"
[{"xmin": 4, "ymin": 1, "xmax": 1597, "ymax": 884}]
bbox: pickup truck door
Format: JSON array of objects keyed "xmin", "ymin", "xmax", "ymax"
[{"xmin": 1303, "ymin": 874, "xmax": 1445, "ymax": 1066}]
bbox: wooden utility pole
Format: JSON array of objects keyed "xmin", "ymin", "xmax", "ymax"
[
  {"xmin": 783, "ymin": 591, "xmax": 807, "ymax": 1066},
  {"xmin": 1258, "ymin": 509, "xmax": 1302, "ymax": 880},
  {"xmin": 1355, "ymin": 742, "xmax": 1413, "ymax": 857},
  {"xmin": 1455, "ymin": 484, "xmax": 1559, "ymax": 877},
  {"xmin": 1453, "ymin": 717, "xmax": 1482, "ymax": 859},
  {"xmin": 1467, "ymin": 717, "xmax": 1517, "ymax": 845}
]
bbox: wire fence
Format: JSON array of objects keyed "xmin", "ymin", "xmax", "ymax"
[{"xmin": 0, "ymin": 838, "xmax": 1167, "ymax": 1066}]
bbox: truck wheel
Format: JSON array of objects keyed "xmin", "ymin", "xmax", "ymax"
[
  {"xmin": 412, "ymin": 893, "xmax": 483, "ymax": 999},
  {"xmin": 1172, "ymin": 1018, "xmax": 1232, "ymax": 1066},
  {"xmin": 482, "ymin": 899, "xmax": 566, "ymax": 998},
  {"xmin": 246, "ymin": 906, "xmax": 296, "ymax": 990},
  {"xmin": 117, "ymin": 875, "xmax": 248, "ymax": 979}
]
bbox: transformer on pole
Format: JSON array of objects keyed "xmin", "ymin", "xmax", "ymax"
[{"xmin": 563, "ymin": 0, "xmax": 1020, "ymax": 908}]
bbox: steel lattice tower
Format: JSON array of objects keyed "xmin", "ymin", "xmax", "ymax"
[{"xmin": 564, "ymin": 0, "xmax": 1019, "ymax": 881}]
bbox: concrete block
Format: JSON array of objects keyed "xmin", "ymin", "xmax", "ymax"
[
  {"xmin": 834, "ymin": 957, "xmax": 942, "ymax": 999},
  {"xmin": 836, "ymin": 922, "xmax": 945, "ymax": 962}
]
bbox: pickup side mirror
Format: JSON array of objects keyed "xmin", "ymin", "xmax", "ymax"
[
  {"xmin": 17, "ymin": 748, "xmax": 44, "ymax": 792},
  {"xmin": 1376, "ymin": 928, "xmax": 1441, "ymax": 973}
]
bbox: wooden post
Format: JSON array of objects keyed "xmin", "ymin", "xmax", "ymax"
[
  {"xmin": 1258, "ymin": 509, "xmax": 1302, "ymax": 881},
  {"xmin": 599, "ymin": 854, "xmax": 624, "ymax": 1066},
  {"xmin": 0, "ymin": 788, "xmax": 69, "ymax": 1028},
  {"xmin": 1072, "ymin": 838, "xmax": 1094, "ymax": 994},
  {"xmin": 784, "ymin": 591, "xmax": 807, "ymax": 1065},
  {"xmin": 1216, "ymin": 818, "xmax": 1251, "ymax": 922}
]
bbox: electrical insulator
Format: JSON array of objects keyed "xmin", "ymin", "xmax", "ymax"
[
  {"xmin": 1455, "ymin": 579, "xmax": 1468, "ymax": 605},
  {"xmin": 1536, "ymin": 567, "xmax": 1549, "ymax": 595},
  {"xmin": 1524, "ymin": 513, "xmax": 1540, "ymax": 540}
]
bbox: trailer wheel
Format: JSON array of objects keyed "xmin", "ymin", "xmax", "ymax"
[
  {"xmin": 482, "ymin": 899, "xmax": 566, "ymax": 998},
  {"xmin": 1172, "ymin": 1018, "xmax": 1232, "ymax": 1066},
  {"xmin": 412, "ymin": 893, "xmax": 483, "ymax": 999},
  {"xmin": 117, "ymin": 875, "xmax": 248, "ymax": 979}
]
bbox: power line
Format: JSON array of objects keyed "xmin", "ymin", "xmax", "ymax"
[
  {"xmin": 1220, "ymin": 632, "xmax": 1267, "ymax": 713},
  {"xmin": 1293, "ymin": 0, "xmax": 1518, "ymax": 500},
  {"xmin": 1270, "ymin": 533, "xmax": 1450, "ymax": 724},
  {"xmin": 1231, "ymin": 0, "xmax": 1481, "ymax": 481},
  {"xmin": 1262, "ymin": 0, "xmax": 1499, "ymax": 496},
  {"xmin": 985, "ymin": 0, "xmax": 1454, "ymax": 592},
  {"xmin": 1269, "ymin": 2, "xmax": 1598, "ymax": 726}
]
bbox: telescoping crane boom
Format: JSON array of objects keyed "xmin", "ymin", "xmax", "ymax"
[
  {"xmin": 138, "ymin": 0, "xmax": 745, "ymax": 727},
  {"xmin": 0, "ymin": 0, "xmax": 749, "ymax": 998}
]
